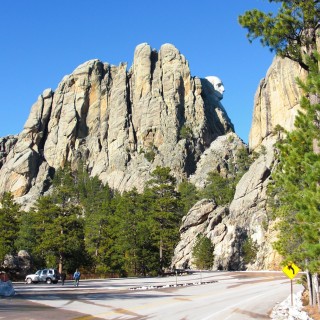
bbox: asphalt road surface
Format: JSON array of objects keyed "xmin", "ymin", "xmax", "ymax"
[{"xmin": 1, "ymin": 271, "xmax": 303, "ymax": 320}]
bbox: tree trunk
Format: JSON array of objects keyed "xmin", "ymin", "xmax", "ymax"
[
  {"xmin": 307, "ymin": 269, "xmax": 315, "ymax": 306},
  {"xmin": 59, "ymin": 254, "xmax": 63, "ymax": 274},
  {"xmin": 59, "ymin": 227, "xmax": 64, "ymax": 273},
  {"xmin": 95, "ymin": 223, "xmax": 102, "ymax": 258},
  {"xmin": 159, "ymin": 236, "xmax": 163, "ymax": 275},
  {"xmin": 313, "ymin": 273, "xmax": 320, "ymax": 311}
]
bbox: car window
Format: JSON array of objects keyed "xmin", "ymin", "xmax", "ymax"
[
  {"xmin": 35, "ymin": 270, "xmax": 41, "ymax": 275},
  {"xmin": 42, "ymin": 269, "xmax": 47, "ymax": 275},
  {"xmin": 48, "ymin": 270, "xmax": 53, "ymax": 274}
]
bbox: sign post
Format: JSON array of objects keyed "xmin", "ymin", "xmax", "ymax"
[{"xmin": 282, "ymin": 262, "xmax": 301, "ymax": 306}]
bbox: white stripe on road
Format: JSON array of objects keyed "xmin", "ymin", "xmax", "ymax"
[{"xmin": 200, "ymin": 291, "xmax": 269, "ymax": 320}]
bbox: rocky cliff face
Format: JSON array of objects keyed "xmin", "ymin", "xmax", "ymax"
[
  {"xmin": 0, "ymin": 43, "xmax": 236, "ymax": 208},
  {"xmin": 249, "ymin": 56, "xmax": 307, "ymax": 151},
  {"xmin": 172, "ymin": 146, "xmax": 280, "ymax": 270},
  {"xmin": 2, "ymin": 44, "xmax": 302, "ymax": 271},
  {"xmin": 189, "ymin": 132, "xmax": 245, "ymax": 189},
  {"xmin": 172, "ymin": 57, "xmax": 304, "ymax": 271}
]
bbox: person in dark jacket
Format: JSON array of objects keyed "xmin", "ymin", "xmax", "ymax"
[{"xmin": 60, "ymin": 271, "xmax": 66, "ymax": 285}]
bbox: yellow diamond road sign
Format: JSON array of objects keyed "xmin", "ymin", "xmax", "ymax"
[{"xmin": 282, "ymin": 262, "xmax": 301, "ymax": 279}]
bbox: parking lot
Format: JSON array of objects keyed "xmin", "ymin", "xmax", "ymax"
[{"xmin": 1, "ymin": 271, "xmax": 302, "ymax": 320}]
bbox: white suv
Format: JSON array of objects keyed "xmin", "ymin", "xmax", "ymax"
[{"xmin": 25, "ymin": 269, "xmax": 59, "ymax": 284}]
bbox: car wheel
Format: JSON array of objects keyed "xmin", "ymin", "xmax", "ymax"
[
  {"xmin": 46, "ymin": 278, "xmax": 52, "ymax": 284},
  {"xmin": 26, "ymin": 278, "xmax": 32, "ymax": 284}
]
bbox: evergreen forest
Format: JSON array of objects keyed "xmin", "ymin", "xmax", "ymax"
[{"xmin": 0, "ymin": 148, "xmax": 250, "ymax": 278}]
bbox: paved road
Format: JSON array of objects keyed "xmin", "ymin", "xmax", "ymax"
[{"xmin": 1, "ymin": 271, "xmax": 303, "ymax": 320}]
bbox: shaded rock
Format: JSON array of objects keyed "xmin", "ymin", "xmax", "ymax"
[
  {"xmin": 172, "ymin": 144, "xmax": 281, "ymax": 271},
  {"xmin": 0, "ymin": 135, "xmax": 18, "ymax": 169}
]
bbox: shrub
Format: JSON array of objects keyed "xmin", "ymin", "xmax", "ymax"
[
  {"xmin": 179, "ymin": 125, "xmax": 192, "ymax": 139},
  {"xmin": 242, "ymin": 237, "xmax": 258, "ymax": 264},
  {"xmin": 192, "ymin": 234, "xmax": 214, "ymax": 269}
]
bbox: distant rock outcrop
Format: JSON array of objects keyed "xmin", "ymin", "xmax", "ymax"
[
  {"xmin": 249, "ymin": 56, "xmax": 307, "ymax": 151},
  {"xmin": 172, "ymin": 56, "xmax": 304, "ymax": 271},
  {"xmin": 0, "ymin": 43, "xmax": 237, "ymax": 208}
]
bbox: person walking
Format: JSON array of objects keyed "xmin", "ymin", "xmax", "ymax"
[
  {"xmin": 73, "ymin": 269, "xmax": 81, "ymax": 287},
  {"xmin": 60, "ymin": 271, "xmax": 66, "ymax": 285}
]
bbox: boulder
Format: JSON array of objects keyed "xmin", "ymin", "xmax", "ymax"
[{"xmin": 2, "ymin": 250, "xmax": 31, "ymax": 275}]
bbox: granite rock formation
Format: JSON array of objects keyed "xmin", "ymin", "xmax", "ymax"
[
  {"xmin": 172, "ymin": 147, "xmax": 279, "ymax": 270},
  {"xmin": 189, "ymin": 132, "xmax": 246, "ymax": 189},
  {"xmin": 172, "ymin": 57, "xmax": 304, "ymax": 271},
  {"xmin": 1, "ymin": 44, "xmax": 303, "ymax": 272},
  {"xmin": 249, "ymin": 56, "xmax": 307, "ymax": 151},
  {"xmin": 0, "ymin": 43, "xmax": 236, "ymax": 208}
]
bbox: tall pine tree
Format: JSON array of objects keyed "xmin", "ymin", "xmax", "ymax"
[
  {"xmin": 145, "ymin": 167, "xmax": 183, "ymax": 274},
  {"xmin": 0, "ymin": 192, "xmax": 21, "ymax": 262},
  {"xmin": 240, "ymin": 0, "xmax": 320, "ymax": 306},
  {"xmin": 30, "ymin": 165, "xmax": 86, "ymax": 273},
  {"xmin": 112, "ymin": 188, "xmax": 158, "ymax": 276},
  {"xmin": 269, "ymin": 63, "xmax": 320, "ymax": 304},
  {"xmin": 81, "ymin": 175, "xmax": 114, "ymax": 273}
]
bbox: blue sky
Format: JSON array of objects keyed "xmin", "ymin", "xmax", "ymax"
[{"xmin": 0, "ymin": 0, "xmax": 279, "ymax": 143}]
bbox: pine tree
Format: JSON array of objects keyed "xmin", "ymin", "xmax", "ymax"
[
  {"xmin": 15, "ymin": 210, "xmax": 38, "ymax": 258},
  {"xmin": 269, "ymin": 63, "xmax": 320, "ymax": 305},
  {"xmin": 242, "ymin": 237, "xmax": 259, "ymax": 265},
  {"xmin": 111, "ymin": 188, "xmax": 158, "ymax": 276},
  {"xmin": 178, "ymin": 180, "xmax": 199, "ymax": 215},
  {"xmin": 239, "ymin": 0, "xmax": 320, "ymax": 71},
  {"xmin": 239, "ymin": 0, "xmax": 320, "ymax": 306},
  {"xmin": 192, "ymin": 234, "xmax": 214, "ymax": 270},
  {"xmin": 29, "ymin": 165, "xmax": 87, "ymax": 273},
  {"xmin": 0, "ymin": 192, "xmax": 21, "ymax": 262},
  {"xmin": 82, "ymin": 175, "xmax": 114, "ymax": 273},
  {"xmin": 145, "ymin": 166, "xmax": 183, "ymax": 274},
  {"xmin": 201, "ymin": 171, "xmax": 235, "ymax": 205}
]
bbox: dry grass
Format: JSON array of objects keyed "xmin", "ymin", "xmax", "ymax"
[
  {"xmin": 302, "ymin": 290, "xmax": 320, "ymax": 320},
  {"xmin": 303, "ymin": 305, "xmax": 320, "ymax": 320}
]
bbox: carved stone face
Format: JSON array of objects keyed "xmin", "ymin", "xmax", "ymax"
[{"xmin": 205, "ymin": 76, "xmax": 225, "ymax": 100}]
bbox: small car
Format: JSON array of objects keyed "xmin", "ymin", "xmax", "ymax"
[{"xmin": 25, "ymin": 268, "xmax": 59, "ymax": 284}]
